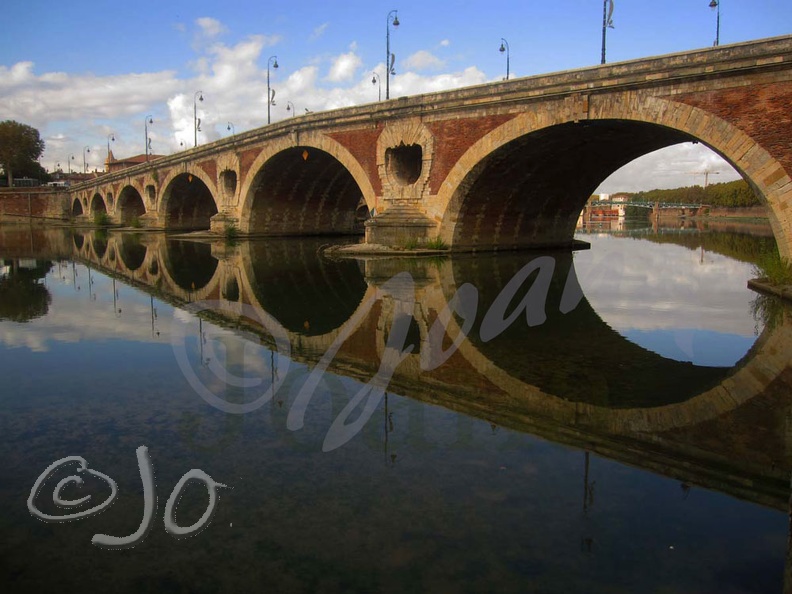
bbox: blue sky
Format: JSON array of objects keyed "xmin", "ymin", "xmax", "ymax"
[{"xmin": 1, "ymin": 0, "xmax": 790, "ymax": 191}]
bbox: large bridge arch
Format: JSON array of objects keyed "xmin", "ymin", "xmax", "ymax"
[
  {"xmin": 434, "ymin": 92, "xmax": 792, "ymax": 257},
  {"xmin": 116, "ymin": 185, "xmax": 147, "ymax": 225},
  {"xmin": 90, "ymin": 192, "xmax": 107, "ymax": 215},
  {"xmin": 238, "ymin": 131, "xmax": 377, "ymax": 235},
  {"xmin": 159, "ymin": 168, "xmax": 219, "ymax": 231}
]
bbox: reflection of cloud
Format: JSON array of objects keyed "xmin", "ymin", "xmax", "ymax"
[{"xmin": 575, "ymin": 234, "xmax": 759, "ymax": 365}]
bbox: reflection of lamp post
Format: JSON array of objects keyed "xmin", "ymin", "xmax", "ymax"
[
  {"xmin": 144, "ymin": 115, "xmax": 153, "ymax": 162},
  {"xmin": 371, "ymin": 72, "xmax": 381, "ymax": 101},
  {"xmin": 286, "ymin": 101, "xmax": 295, "ymax": 117},
  {"xmin": 709, "ymin": 0, "xmax": 720, "ymax": 46},
  {"xmin": 499, "ymin": 38, "xmax": 510, "ymax": 80},
  {"xmin": 385, "ymin": 10, "xmax": 399, "ymax": 100},
  {"xmin": 267, "ymin": 55, "xmax": 278, "ymax": 124},
  {"xmin": 194, "ymin": 90, "xmax": 204, "ymax": 147},
  {"xmin": 83, "ymin": 146, "xmax": 91, "ymax": 173}
]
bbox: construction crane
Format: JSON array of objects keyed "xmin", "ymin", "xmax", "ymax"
[{"xmin": 687, "ymin": 169, "xmax": 720, "ymax": 188}]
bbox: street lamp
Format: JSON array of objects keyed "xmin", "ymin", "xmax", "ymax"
[
  {"xmin": 372, "ymin": 72, "xmax": 381, "ymax": 101},
  {"xmin": 83, "ymin": 146, "xmax": 91, "ymax": 173},
  {"xmin": 499, "ymin": 38, "xmax": 510, "ymax": 80},
  {"xmin": 709, "ymin": 0, "xmax": 720, "ymax": 46},
  {"xmin": 226, "ymin": 122, "xmax": 235, "ymax": 135},
  {"xmin": 601, "ymin": 0, "xmax": 614, "ymax": 64},
  {"xmin": 106, "ymin": 133, "xmax": 115, "ymax": 164},
  {"xmin": 386, "ymin": 10, "xmax": 399, "ymax": 100},
  {"xmin": 267, "ymin": 55, "xmax": 278, "ymax": 124},
  {"xmin": 286, "ymin": 101, "xmax": 296, "ymax": 117},
  {"xmin": 194, "ymin": 90, "xmax": 204, "ymax": 147},
  {"xmin": 68, "ymin": 155, "xmax": 75, "ymax": 174},
  {"xmin": 144, "ymin": 115, "xmax": 153, "ymax": 162}
]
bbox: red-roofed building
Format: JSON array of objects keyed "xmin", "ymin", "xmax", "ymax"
[{"xmin": 105, "ymin": 151, "xmax": 165, "ymax": 173}]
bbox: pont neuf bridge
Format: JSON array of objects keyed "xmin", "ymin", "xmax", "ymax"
[{"xmin": 5, "ymin": 35, "xmax": 792, "ymax": 256}]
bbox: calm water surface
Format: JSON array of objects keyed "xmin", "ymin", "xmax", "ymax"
[{"xmin": 0, "ymin": 222, "xmax": 790, "ymax": 593}]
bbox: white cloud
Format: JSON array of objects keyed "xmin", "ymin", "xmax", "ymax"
[
  {"xmin": 326, "ymin": 51, "xmax": 362, "ymax": 82},
  {"xmin": 196, "ymin": 17, "xmax": 227, "ymax": 38},
  {"xmin": 403, "ymin": 50, "xmax": 446, "ymax": 72},
  {"xmin": 440, "ymin": 39, "xmax": 450, "ymax": 47},
  {"xmin": 310, "ymin": 23, "xmax": 329, "ymax": 41}
]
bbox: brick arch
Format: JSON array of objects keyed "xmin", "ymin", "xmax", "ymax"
[
  {"xmin": 116, "ymin": 184, "xmax": 147, "ymax": 225},
  {"xmin": 89, "ymin": 192, "xmax": 107, "ymax": 214},
  {"xmin": 434, "ymin": 93, "xmax": 792, "ymax": 257},
  {"xmin": 158, "ymin": 166, "xmax": 220, "ymax": 231},
  {"xmin": 238, "ymin": 131, "xmax": 377, "ymax": 233}
]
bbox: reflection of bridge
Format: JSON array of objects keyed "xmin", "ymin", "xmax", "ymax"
[
  {"xmin": 6, "ymin": 227, "xmax": 791, "ymax": 510},
  {"xmin": 57, "ymin": 36, "xmax": 792, "ymax": 258}
]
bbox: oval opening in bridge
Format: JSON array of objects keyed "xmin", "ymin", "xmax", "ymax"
[{"xmin": 386, "ymin": 144, "xmax": 422, "ymax": 186}]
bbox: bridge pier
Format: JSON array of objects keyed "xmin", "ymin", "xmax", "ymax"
[
  {"xmin": 210, "ymin": 211, "xmax": 240, "ymax": 235},
  {"xmin": 364, "ymin": 203, "xmax": 437, "ymax": 248}
]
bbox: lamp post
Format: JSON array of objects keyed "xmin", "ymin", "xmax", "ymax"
[
  {"xmin": 106, "ymin": 133, "xmax": 115, "ymax": 165},
  {"xmin": 68, "ymin": 155, "xmax": 75, "ymax": 174},
  {"xmin": 371, "ymin": 72, "xmax": 381, "ymax": 101},
  {"xmin": 267, "ymin": 55, "xmax": 278, "ymax": 124},
  {"xmin": 499, "ymin": 38, "xmax": 510, "ymax": 80},
  {"xmin": 194, "ymin": 90, "xmax": 204, "ymax": 147},
  {"xmin": 709, "ymin": 0, "xmax": 720, "ymax": 46},
  {"xmin": 226, "ymin": 122, "xmax": 235, "ymax": 135},
  {"xmin": 83, "ymin": 146, "xmax": 91, "ymax": 173},
  {"xmin": 601, "ymin": 0, "xmax": 614, "ymax": 64},
  {"xmin": 144, "ymin": 115, "xmax": 153, "ymax": 162},
  {"xmin": 286, "ymin": 101, "xmax": 296, "ymax": 117},
  {"xmin": 385, "ymin": 10, "xmax": 399, "ymax": 100}
]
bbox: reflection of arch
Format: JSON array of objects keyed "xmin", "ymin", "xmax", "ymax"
[
  {"xmin": 420, "ymin": 252, "xmax": 783, "ymax": 436},
  {"xmin": 160, "ymin": 171, "xmax": 219, "ymax": 231},
  {"xmin": 161, "ymin": 240, "xmax": 219, "ymax": 294},
  {"xmin": 117, "ymin": 234, "xmax": 147, "ymax": 271},
  {"xmin": 242, "ymin": 238, "xmax": 368, "ymax": 336},
  {"xmin": 238, "ymin": 132, "xmax": 377, "ymax": 234},
  {"xmin": 117, "ymin": 186, "xmax": 146, "ymax": 225},
  {"xmin": 435, "ymin": 94, "xmax": 792, "ymax": 257}
]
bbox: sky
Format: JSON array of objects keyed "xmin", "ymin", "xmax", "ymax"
[{"xmin": 1, "ymin": 0, "xmax": 790, "ymax": 192}]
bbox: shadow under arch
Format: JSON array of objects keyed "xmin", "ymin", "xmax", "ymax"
[
  {"xmin": 243, "ymin": 146, "xmax": 365, "ymax": 236},
  {"xmin": 436, "ymin": 94, "xmax": 792, "ymax": 257},
  {"xmin": 71, "ymin": 198, "xmax": 84, "ymax": 217},
  {"xmin": 160, "ymin": 172, "xmax": 219, "ymax": 231},
  {"xmin": 90, "ymin": 193, "xmax": 107, "ymax": 215},
  {"xmin": 117, "ymin": 186, "xmax": 146, "ymax": 225},
  {"xmin": 240, "ymin": 238, "xmax": 369, "ymax": 337}
]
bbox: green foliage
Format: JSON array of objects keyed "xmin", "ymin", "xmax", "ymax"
[
  {"xmin": 94, "ymin": 212, "xmax": 112, "ymax": 227},
  {"xmin": 627, "ymin": 179, "xmax": 761, "ymax": 208},
  {"xmin": 425, "ymin": 236, "xmax": 449, "ymax": 250},
  {"xmin": 0, "ymin": 120, "xmax": 45, "ymax": 186},
  {"xmin": 752, "ymin": 249, "xmax": 792, "ymax": 286},
  {"xmin": 130, "ymin": 216, "xmax": 142, "ymax": 229},
  {"xmin": 403, "ymin": 238, "xmax": 419, "ymax": 250},
  {"xmin": 224, "ymin": 222, "xmax": 240, "ymax": 244}
]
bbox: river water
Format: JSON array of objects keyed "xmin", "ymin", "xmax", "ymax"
[{"xmin": 0, "ymin": 220, "xmax": 790, "ymax": 593}]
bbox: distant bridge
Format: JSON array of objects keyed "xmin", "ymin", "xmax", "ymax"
[{"xmin": 55, "ymin": 35, "xmax": 792, "ymax": 257}]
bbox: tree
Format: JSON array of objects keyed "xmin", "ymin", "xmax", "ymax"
[{"xmin": 0, "ymin": 120, "xmax": 45, "ymax": 187}]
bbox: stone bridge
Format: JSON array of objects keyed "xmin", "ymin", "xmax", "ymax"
[{"xmin": 63, "ymin": 36, "xmax": 792, "ymax": 256}]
